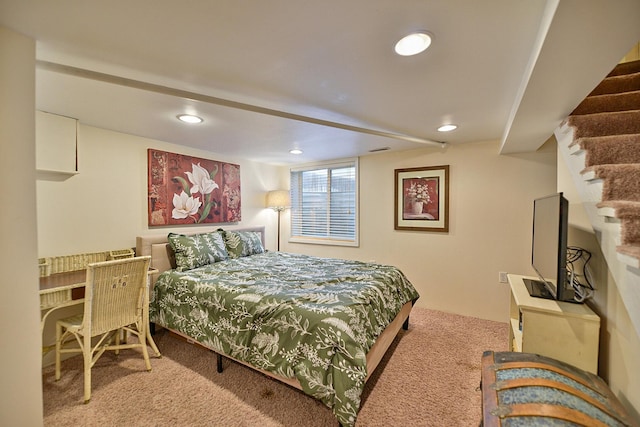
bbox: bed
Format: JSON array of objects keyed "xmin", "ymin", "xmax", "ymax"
[{"xmin": 136, "ymin": 226, "xmax": 419, "ymax": 426}]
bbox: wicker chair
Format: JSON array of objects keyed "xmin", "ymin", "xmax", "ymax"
[{"xmin": 55, "ymin": 256, "xmax": 152, "ymax": 403}]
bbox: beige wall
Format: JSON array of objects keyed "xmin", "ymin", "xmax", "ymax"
[
  {"xmin": 558, "ymin": 152, "xmax": 640, "ymax": 419},
  {"xmin": 37, "ymin": 124, "xmax": 282, "ymax": 256},
  {"xmin": 281, "ymin": 139, "xmax": 558, "ymax": 322},
  {"xmin": 38, "ymin": 131, "xmax": 558, "ymax": 327},
  {"xmin": 0, "ymin": 26, "xmax": 43, "ymax": 426}
]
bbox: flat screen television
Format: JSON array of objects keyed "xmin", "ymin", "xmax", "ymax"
[{"xmin": 523, "ymin": 192, "xmax": 577, "ymax": 303}]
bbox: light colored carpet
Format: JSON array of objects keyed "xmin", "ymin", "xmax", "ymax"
[{"xmin": 42, "ymin": 307, "xmax": 508, "ymax": 426}]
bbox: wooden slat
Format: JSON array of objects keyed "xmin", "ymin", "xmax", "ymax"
[
  {"xmin": 481, "ymin": 351, "xmax": 501, "ymax": 427},
  {"xmin": 365, "ymin": 301, "xmax": 412, "ymax": 380},
  {"xmin": 490, "ymin": 360, "xmax": 606, "ymax": 395},
  {"xmin": 489, "ymin": 358, "xmax": 634, "ymax": 419},
  {"xmin": 505, "ymin": 403, "xmax": 610, "ymax": 427},
  {"xmin": 481, "ymin": 351, "xmax": 639, "ymax": 427},
  {"xmin": 493, "ymin": 377, "xmax": 628, "ymax": 424}
]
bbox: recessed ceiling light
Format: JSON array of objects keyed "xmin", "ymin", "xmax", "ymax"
[
  {"xmin": 289, "ymin": 149, "xmax": 303, "ymax": 155},
  {"xmin": 437, "ymin": 124, "xmax": 458, "ymax": 132},
  {"xmin": 177, "ymin": 114, "xmax": 203, "ymax": 124},
  {"xmin": 395, "ymin": 32, "xmax": 433, "ymax": 56}
]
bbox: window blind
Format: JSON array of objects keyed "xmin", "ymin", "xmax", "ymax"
[{"xmin": 290, "ymin": 159, "xmax": 358, "ymax": 246}]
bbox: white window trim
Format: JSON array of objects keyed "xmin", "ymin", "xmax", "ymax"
[{"xmin": 289, "ymin": 158, "xmax": 359, "ymax": 247}]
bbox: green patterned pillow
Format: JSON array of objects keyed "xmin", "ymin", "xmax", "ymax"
[
  {"xmin": 220, "ymin": 230, "xmax": 265, "ymax": 259},
  {"xmin": 168, "ymin": 231, "xmax": 228, "ymax": 272}
]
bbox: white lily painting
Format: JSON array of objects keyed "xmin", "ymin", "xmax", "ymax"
[{"xmin": 147, "ymin": 149, "xmax": 241, "ymax": 225}]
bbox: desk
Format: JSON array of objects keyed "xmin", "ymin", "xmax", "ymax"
[{"xmin": 40, "ymin": 268, "xmax": 161, "ymax": 357}]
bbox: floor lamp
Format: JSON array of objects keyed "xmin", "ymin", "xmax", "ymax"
[{"xmin": 266, "ymin": 190, "xmax": 290, "ymax": 251}]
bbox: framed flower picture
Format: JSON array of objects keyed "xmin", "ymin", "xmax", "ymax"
[
  {"xmin": 394, "ymin": 165, "xmax": 449, "ymax": 232},
  {"xmin": 147, "ymin": 149, "xmax": 241, "ymax": 226}
]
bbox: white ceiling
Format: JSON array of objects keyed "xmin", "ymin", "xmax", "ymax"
[{"xmin": 1, "ymin": 0, "xmax": 639, "ymax": 165}]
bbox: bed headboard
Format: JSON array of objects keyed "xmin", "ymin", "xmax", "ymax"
[{"xmin": 136, "ymin": 226, "xmax": 266, "ymax": 275}]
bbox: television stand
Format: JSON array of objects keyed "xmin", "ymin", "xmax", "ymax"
[
  {"xmin": 522, "ymin": 278, "xmax": 579, "ymax": 303},
  {"xmin": 507, "ymin": 274, "xmax": 600, "ymax": 374},
  {"xmin": 522, "ymin": 278, "xmax": 553, "ymax": 300}
]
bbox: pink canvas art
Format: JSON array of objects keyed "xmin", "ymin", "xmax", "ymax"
[
  {"xmin": 147, "ymin": 149, "xmax": 241, "ymax": 226},
  {"xmin": 402, "ymin": 177, "xmax": 439, "ymax": 220}
]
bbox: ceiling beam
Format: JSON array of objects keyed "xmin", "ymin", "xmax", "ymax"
[{"xmin": 37, "ymin": 60, "xmax": 446, "ymax": 148}]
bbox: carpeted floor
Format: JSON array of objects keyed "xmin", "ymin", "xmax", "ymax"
[{"xmin": 42, "ymin": 307, "xmax": 508, "ymax": 426}]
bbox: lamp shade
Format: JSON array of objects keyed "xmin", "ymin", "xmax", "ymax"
[{"xmin": 266, "ymin": 190, "xmax": 290, "ymax": 210}]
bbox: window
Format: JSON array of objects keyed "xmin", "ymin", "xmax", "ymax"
[{"xmin": 290, "ymin": 158, "xmax": 358, "ymax": 246}]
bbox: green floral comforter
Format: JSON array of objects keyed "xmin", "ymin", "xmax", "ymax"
[{"xmin": 150, "ymin": 251, "xmax": 419, "ymax": 426}]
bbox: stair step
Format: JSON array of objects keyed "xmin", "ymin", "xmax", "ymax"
[
  {"xmin": 572, "ymin": 134, "xmax": 640, "ymax": 166},
  {"xmin": 597, "ymin": 201, "xmax": 640, "ymax": 245},
  {"xmin": 581, "ymin": 169, "xmax": 598, "ymax": 181},
  {"xmin": 597, "ymin": 200, "xmax": 640, "ymax": 216},
  {"xmin": 607, "ymin": 59, "xmax": 640, "ymax": 77},
  {"xmin": 616, "ymin": 245, "xmax": 640, "ymax": 269},
  {"xmin": 589, "ymin": 71, "xmax": 640, "ymax": 96},
  {"xmin": 623, "ymin": 218, "xmax": 640, "ymax": 246},
  {"xmin": 585, "ymin": 164, "xmax": 640, "ymax": 202},
  {"xmin": 565, "ymin": 110, "xmax": 640, "ymax": 138},
  {"xmin": 597, "ymin": 205, "xmax": 617, "ymax": 219},
  {"xmin": 571, "ymin": 90, "xmax": 640, "ymax": 115},
  {"xmin": 560, "ymin": 58, "xmax": 640, "ymax": 333}
]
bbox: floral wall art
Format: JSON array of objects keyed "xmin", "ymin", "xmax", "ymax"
[
  {"xmin": 147, "ymin": 149, "xmax": 241, "ymax": 226},
  {"xmin": 394, "ymin": 165, "xmax": 449, "ymax": 232}
]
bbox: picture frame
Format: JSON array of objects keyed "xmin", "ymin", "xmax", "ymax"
[
  {"xmin": 394, "ymin": 165, "xmax": 449, "ymax": 232},
  {"xmin": 147, "ymin": 149, "xmax": 241, "ymax": 226}
]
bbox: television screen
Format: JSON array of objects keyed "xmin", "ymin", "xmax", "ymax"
[{"xmin": 525, "ymin": 192, "xmax": 574, "ymax": 302}]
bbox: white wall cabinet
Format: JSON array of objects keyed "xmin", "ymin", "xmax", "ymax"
[
  {"xmin": 508, "ymin": 274, "xmax": 600, "ymax": 374},
  {"xmin": 36, "ymin": 110, "xmax": 78, "ymax": 177}
]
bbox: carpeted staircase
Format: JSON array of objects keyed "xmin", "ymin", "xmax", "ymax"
[
  {"xmin": 554, "ymin": 58, "xmax": 640, "ymax": 335},
  {"xmin": 563, "ymin": 59, "xmax": 640, "ymax": 264}
]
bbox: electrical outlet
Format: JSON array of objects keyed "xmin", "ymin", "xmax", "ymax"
[{"xmin": 499, "ymin": 271, "xmax": 508, "ymax": 283}]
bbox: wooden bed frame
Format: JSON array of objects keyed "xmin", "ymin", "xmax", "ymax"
[{"xmin": 136, "ymin": 225, "xmax": 412, "ymax": 390}]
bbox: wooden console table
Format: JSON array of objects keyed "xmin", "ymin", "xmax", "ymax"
[
  {"xmin": 40, "ymin": 268, "xmax": 161, "ymax": 357},
  {"xmin": 507, "ymin": 274, "xmax": 600, "ymax": 374}
]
